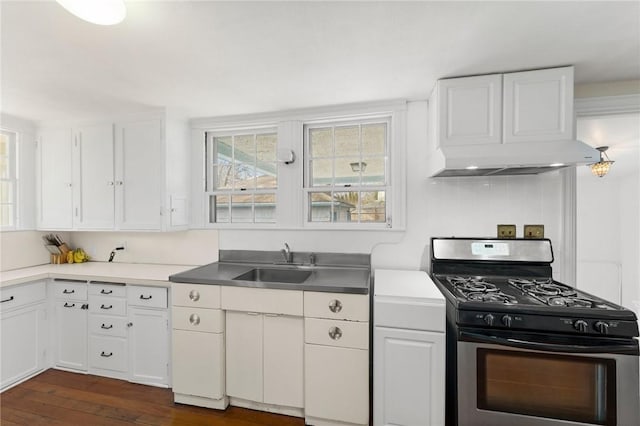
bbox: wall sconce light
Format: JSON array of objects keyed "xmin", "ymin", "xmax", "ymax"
[
  {"xmin": 350, "ymin": 161, "xmax": 367, "ymax": 172},
  {"xmin": 56, "ymin": 0, "xmax": 126, "ymax": 26},
  {"xmin": 589, "ymin": 146, "xmax": 615, "ymax": 178}
]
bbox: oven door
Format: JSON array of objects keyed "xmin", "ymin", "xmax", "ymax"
[{"xmin": 457, "ymin": 329, "xmax": 639, "ymax": 426}]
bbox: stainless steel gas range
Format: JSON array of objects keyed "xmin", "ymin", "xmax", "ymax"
[{"xmin": 429, "ymin": 237, "xmax": 639, "ymax": 426}]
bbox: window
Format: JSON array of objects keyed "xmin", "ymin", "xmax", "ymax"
[
  {"xmin": 0, "ymin": 130, "xmax": 17, "ymax": 229},
  {"xmin": 304, "ymin": 118, "xmax": 389, "ymax": 225},
  {"xmin": 205, "ymin": 129, "xmax": 278, "ymax": 224}
]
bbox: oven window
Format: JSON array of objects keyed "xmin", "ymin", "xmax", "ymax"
[{"xmin": 477, "ymin": 349, "xmax": 616, "ymax": 425}]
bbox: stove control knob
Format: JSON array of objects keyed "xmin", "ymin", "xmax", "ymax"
[
  {"xmin": 594, "ymin": 321, "xmax": 609, "ymax": 335},
  {"xmin": 501, "ymin": 315, "xmax": 513, "ymax": 328},
  {"xmin": 483, "ymin": 314, "xmax": 495, "ymax": 326},
  {"xmin": 574, "ymin": 320, "xmax": 588, "ymax": 333}
]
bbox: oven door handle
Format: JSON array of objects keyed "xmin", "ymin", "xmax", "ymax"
[{"xmin": 459, "ymin": 331, "xmax": 639, "ymax": 355}]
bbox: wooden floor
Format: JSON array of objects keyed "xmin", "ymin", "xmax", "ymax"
[{"xmin": 0, "ymin": 369, "xmax": 305, "ymax": 426}]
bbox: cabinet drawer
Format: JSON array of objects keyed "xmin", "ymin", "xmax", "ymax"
[
  {"xmin": 172, "ymin": 306, "xmax": 224, "ymax": 333},
  {"xmin": 52, "ymin": 281, "xmax": 88, "ymax": 300},
  {"xmin": 127, "ymin": 286, "xmax": 167, "ymax": 308},
  {"xmin": 89, "ymin": 315, "xmax": 128, "ymax": 337},
  {"xmin": 0, "ymin": 281, "xmax": 47, "ymax": 312},
  {"xmin": 89, "ymin": 283, "xmax": 126, "ymax": 298},
  {"xmin": 305, "ymin": 318, "xmax": 369, "ymax": 350},
  {"xmin": 89, "ymin": 336, "xmax": 127, "ymax": 372},
  {"xmin": 222, "ymin": 286, "xmax": 302, "ymax": 316},
  {"xmin": 89, "ymin": 296, "xmax": 126, "ymax": 316},
  {"xmin": 172, "ymin": 283, "xmax": 220, "ymax": 309},
  {"xmin": 304, "ymin": 292, "xmax": 368, "ymax": 321}
]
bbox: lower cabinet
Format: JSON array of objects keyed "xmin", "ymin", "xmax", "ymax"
[
  {"xmin": 0, "ymin": 281, "xmax": 48, "ymax": 391},
  {"xmin": 53, "ymin": 279, "xmax": 88, "ymax": 371}
]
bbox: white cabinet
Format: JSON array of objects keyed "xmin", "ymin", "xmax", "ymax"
[
  {"xmin": 303, "ymin": 291, "xmax": 370, "ymax": 426},
  {"xmin": 37, "ymin": 128, "xmax": 73, "ymax": 229},
  {"xmin": 172, "ymin": 283, "xmax": 227, "ymax": 409},
  {"xmin": 0, "ymin": 281, "xmax": 48, "ymax": 390},
  {"xmin": 222, "ymin": 286, "xmax": 304, "ymax": 413},
  {"xmin": 373, "ymin": 269, "xmax": 446, "ymax": 426},
  {"xmin": 432, "ymin": 66, "xmax": 574, "ymax": 148},
  {"xmin": 53, "ymin": 280, "xmax": 88, "ymax": 371},
  {"xmin": 127, "ymin": 286, "xmax": 169, "ymax": 387}
]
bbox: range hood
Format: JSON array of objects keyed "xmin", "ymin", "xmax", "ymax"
[{"xmin": 427, "ymin": 139, "xmax": 600, "ymax": 177}]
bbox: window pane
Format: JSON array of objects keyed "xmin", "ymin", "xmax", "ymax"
[
  {"xmin": 256, "ymin": 166, "xmax": 277, "ymax": 189},
  {"xmin": 334, "ymin": 126, "xmax": 359, "ymax": 157},
  {"xmin": 231, "ymin": 194, "xmax": 253, "ymax": 223},
  {"xmin": 333, "ymin": 191, "xmax": 358, "ymax": 223},
  {"xmin": 0, "ymin": 181, "xmax": 12, "ymax": 203},
  {"xmin": 214, "ymin": 136, "xmax": 233, "ymax": 190},
  {"xmin": 362, "ymin": 123, "xmax": 386, "ymax": 156},
  {"xmin": 309, "ymin": 128, "xmax": 332, "ymax": 158},
  {"xmin": 362, "ymin": 157, "xmax": 385, "ymax": 185},
  {"xmin": 0, "ymin": 156, "xmax": 7, "ymax": 179},
  {"xmin": 311, "ymin": 159, "xmax": 333, "ymax": 186},
  {"xmin": 254, "ymin": 193, "xmax": 276, "ymax": 223},
  {"xmin": 256, "ymin": 133, "xmax": 277, "ymax": 161},
  {"xmin": 335, "ymin": 157, "xmax": 361, "ymax": 186},
  {"xmin": 0, "ymin": 204, "xmax": 13, "ymax": 227},
  {"xmin": 210, "ymin": 195, "xmax": 229, "ymax": 223},
  {"xmin": 309, "ymin": 192, "xmax": 332, "ymax": 222},
  {"xmin": 357, "ymin": 191, "xmax": 386, "ymax": 223}
]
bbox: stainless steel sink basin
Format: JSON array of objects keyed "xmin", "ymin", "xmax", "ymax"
[{"xmin": 232, "ymin": 268, "xmax": 312, "ymax": 284}]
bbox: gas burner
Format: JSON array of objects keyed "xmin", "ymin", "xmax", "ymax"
[
  {"xmin": 509, "ymin": 279, "xmax": 577, "ymax": 298},
  {"xmin": 467, "ymin": 292, "xmax": 518, "ymax": 304},
  {"xmin": 548, "ymin": 297, "xmax": 595, "ymax": 308},
  {"xmin": 447, "ymin": 276, "xmax": 498, "ymax": 292}
]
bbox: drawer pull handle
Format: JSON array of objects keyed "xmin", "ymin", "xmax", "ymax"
[
  {"xmin": 64, "ymin": 302, "xmax": 75, "ymax": 308},
  {"xmin": 101, "ymin": 324, "xmax": 113, "ymax": 329},
  {"xmin": 100, "ymin": 351, "xmax": 113, "ymax": 357},
  {"xmin": 328, "ymin": 326, "xmax": 343, "ymax": 340},
  {"xmin": 100, "ymin": 289, "xmax": 113, "ymax": 295},
  {"xmin": 189, "ymin": 314, "xmax": 200, "ymax": 326},
  {"xmin": 188, "ymin": 290, "xmax": 200, "ymax": 302},
  {"xmin": 328, "ymin": 299, "xmax": 343, "ymax": 313},
  {"xmin": 1, "ymin": 296, "xmax": 15, "ymax": 303},
  {"xmin": 139, "ymin": 295, "xmax": 152, "ymax": 300},
  {"xmin": 63, "ymin": 289, "xmax": 75, "ymax": 294},
  {"xmin": 100, "ymin": 304, "xmax": 113, "ymax": 310}
]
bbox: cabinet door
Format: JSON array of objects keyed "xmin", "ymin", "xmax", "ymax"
[
  {"xmin": 263, "ymin": 315, "xmax": 303, "ymax": 408},
  {"xmin": 74, "ymin": 124, "xmax": 115, "ymax": 229},
  {"xmin": 437, "ymin": 74, "xmax": 503, "ymax": 147},
  {"xmin": 225, "ymin": 311, "xmax": 263, "ymax": 402},
  {"xmin": 305, "ymin": 344, "xmax": 369, "ymax": 425},
  {"xmin": 503, "ymin": 66, "xmax": 574, "ymax": 144},
  {"xmin": 128, "ymin": 307, "xmax": 168, "ymax": 386},
  {"xmin": 172, "ymin": 329, "xmax": 224, "ymax": 399},
  {"xmin": 55, "ymin": 301, "xmax": 88, "ymax": 371},
  {"xmin": 37, "ymin": 128, "xmax": 73, "ymax": 229},
  {"xmin": 115, "ymin": 119, "xmax": 163, "ymax": 230},
  {"xmin": 1, "ymin": 303, "xmax": 47, "ymax": 390},
  {"xmin": 373, "ymin": 327, "xmax": 445, "ymax": 426}
]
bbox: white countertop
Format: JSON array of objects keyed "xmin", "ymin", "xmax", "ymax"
[
  {"xmin": 0, "ymin": 262, "xmax": 195, "ymax": 288},
  {"xmin": 374, "ymin": 269, "xmax": 445, "ymax": 302}
]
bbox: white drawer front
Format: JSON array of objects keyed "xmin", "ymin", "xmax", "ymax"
[
  {"xmin": 52, "ymin": 281, "xmax": 88, "ymax": 300},
  {"xmin": 127, "ymin": 286, "xmax": 167, "ymax": 308},
  {"xmin": 305, "ymin": 318, "xmax": 369, "ymax": 350},
  {"xmin": 89, "ymin": 336, "xmax": 127, "ymax": 372},
  {"xmin": 0, "ymin": 281, "xmax": 47, "ymax": 312},
  {"xmin": 172, "ymin": 283, "xmax": 220, "ymax": 309},
  {"xmin": 89, "ymin": 283, "xmax": 126, "ymax": 298},
  {"xmin": 172, "ymin": 306, "xmax": 224, "ymax": 333},
  {"xmin": 304, "ymin": 292, "xmax": 369, "ymax": 321},
  {"xmin": 89, "ymin": 296, "xmax": 126, "ymax": 316},
  {"xmin": 221, "ymin": 286, "xmax": 303, "ymax": 316},
  {"xmin": 89, "ymin": 315, "xmax": 128, "ymax": 337}
]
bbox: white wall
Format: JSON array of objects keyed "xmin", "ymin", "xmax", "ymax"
[{"xmin": 0, "ymin": 231, "xmax": 70, "ymax": 271}]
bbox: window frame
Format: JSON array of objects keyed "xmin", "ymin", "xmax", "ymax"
[{"xmin": 0, "ymin": 129, "xmax": 18, "ymax": 231}]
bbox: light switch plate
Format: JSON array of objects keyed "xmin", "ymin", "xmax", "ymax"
[
  {"xmin": 497, "ymin": 224, "xmax": 516, "ymax": 239},
  {"xmin": 524, "ymin": 225, "xmax": 544, "ymax": 239}
]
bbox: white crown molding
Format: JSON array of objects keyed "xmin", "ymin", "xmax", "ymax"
[{"xmin": 575, "ymin": 94, "xmax": 640, "ymax": 117}]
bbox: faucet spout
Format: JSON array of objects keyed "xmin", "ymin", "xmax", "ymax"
[{"xmin": 281, "ymin": 243, "xmax": 292, "ymax": 263}]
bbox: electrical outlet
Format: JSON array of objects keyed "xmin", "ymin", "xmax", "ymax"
[
  {"xmin": 524, "ymin": 225, "xmax": 544, "ymax": 239},
  {"xmin": 497, "ymin": 224, "xmax": 516, "ymax": 239}
]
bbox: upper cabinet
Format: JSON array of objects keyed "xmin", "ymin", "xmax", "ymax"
[
  {"xmin": 37, "ymin": 113, "xmax": 189, "ymax": 231},
  {"xmin": 431, "ymin": 66, "xmax": 574, "ymax": 149}
]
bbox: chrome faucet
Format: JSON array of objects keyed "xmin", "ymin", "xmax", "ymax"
[{"xmin": 281, "ymin": 243, "xmax": 293, "ymax": 263}]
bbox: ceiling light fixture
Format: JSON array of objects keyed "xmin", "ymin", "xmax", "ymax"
[
  {"xmin": 56, "ymin": 0, "xmax": 126, "ymax": 26},
  {"xmin": 589, "ymin": 146, "xmax": 615, "ymax": 178}
]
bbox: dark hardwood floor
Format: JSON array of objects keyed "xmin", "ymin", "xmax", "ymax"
[{"xmin": 0, "ymin": 369, "xmax": 305, "ymax": 426}]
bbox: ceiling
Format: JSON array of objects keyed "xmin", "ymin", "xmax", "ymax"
[{"xmin": 1, "ymin": 1, "xmax": 639, "ymax": 123}]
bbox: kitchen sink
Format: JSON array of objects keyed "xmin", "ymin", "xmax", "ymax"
[{"xmin": 232, "ymin": 268, "xmax": 312, "ymax": 284}]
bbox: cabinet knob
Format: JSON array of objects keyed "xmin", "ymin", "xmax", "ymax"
[
  {"xmin": 328, "ymin": 326, "xmax": 342, "ymax": 340},
  {"xmin": 116, "ymin": 181, "xmax": 123, "ymax": 186},
  {"xmin": 328, "ymin": 299, "xmax": 343, "ymax": 313},
  {"xmin": 127, "ymin": 322, "xmax": 133, "ymax": 327},
  {"xmin": 188, "ymin": 290, "xmax": 200, "ymax": 302},
  {"xmin": 189, "ymin": 314, "xmax": 200, "ymax": 326},
  {"xmin": 107, "ymin": 181, "xmax": 114, "ymax": 186}
]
